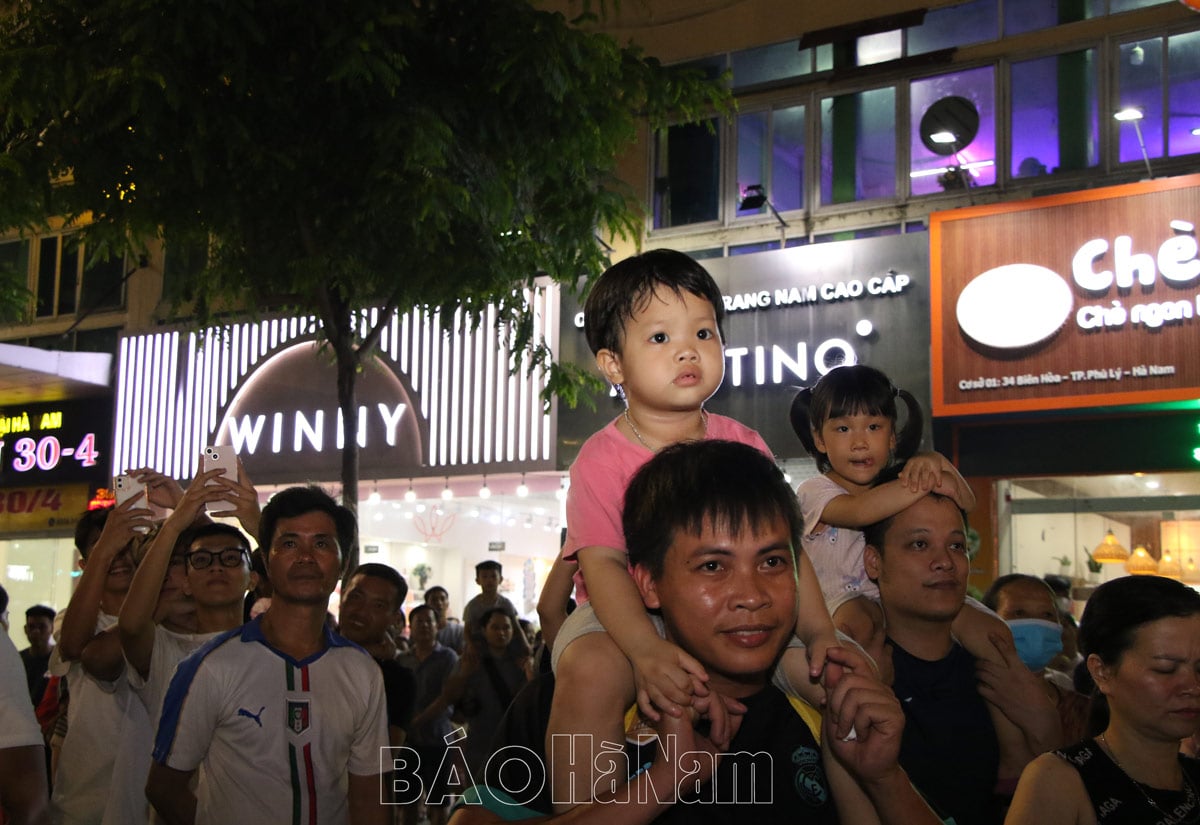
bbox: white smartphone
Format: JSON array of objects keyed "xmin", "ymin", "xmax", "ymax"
[
  {"xmin": 113, "ymin": 474, "xmax": 150, "ymax": 533},
  {"xmin": 201, "ymin": 446, "xmax": 238, "ymax": 513}
]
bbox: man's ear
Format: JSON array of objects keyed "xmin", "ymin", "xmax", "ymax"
[
  {"xmin": 631, "ymin": 564, "xmax": 661, "ymax": 610},
  {"xmin": 595, "ymin": 348, "xmax": 624, "ymax": 387},
  {"xmin": 863, "ymin": 543, "xmax": 882, "ymax": 582}
]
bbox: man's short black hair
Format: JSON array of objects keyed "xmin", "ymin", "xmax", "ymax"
[
  {"xmin": 583, "ymin": 248, "xmax": 726, "ymax": 357},
  {"xmin": 408, "ymin": 603, "xmax": 435, "ymax": 624},
  {"xmin": 475, "ymin": 560, "xmax": 502, "ymax": 575},
  {"xmin": 861, "ymin": 466, "xmax": 967, "ymax": 554},
  {"xmin": 348, "ymin": 563, "xmax": 409, "ymax": 609},
  {"xmin": 424, "ymin": 585, "xmax": 448, "ymax": 602},
  {"xmin": 623, "ymin": 440, "xmax": 801, "ymax": 579},
  {"xmin": 177, "ymin": 522, "xmax": 252, "ymax": 558},
  {"xmin": 25, "ymin": 604, "xmax": 56, "ymax": 622},
  {"xmin": 258, "ymin": 486, "xmax": 356, "ymax": 569},
  {"xmin": 981, "ymin": 573, "xmax": 1058, "ymax": 612},
  {"xmin": 74, "ymin": 508, "xmax": 111, "ymax": 557}
]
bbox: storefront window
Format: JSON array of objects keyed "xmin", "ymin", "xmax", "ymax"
[
  {"xmin": 909, "ymin": 0, "xmax": 999, "ymax": 55},
  {"xmin": 736, "ymin": 104, "xmax": 806, "ymax": 218},
  {"xmin": 820, "ymin": 87, "xmax": 896, "ymax": 205},
  {"xmin": 1003, "ymin": 0, "xmax": 1104, "ymax": 36},
  {"xmin": 1168, "ymin": 30, "xmax": 1200, "ymax": 158},
  {"xmin": 911, "ymin": 67, "xmax": 996, "ymax": 195},
  {"xmin": 1011, "ymin": 50, "xmax": 1099, "ymax": 178},
  {"xmin": 731, "ymin": 41, "xmax": 818, "ymax": 89},
  {"xmin": 652, "ymin": 119, "xmax": 720, "ymax": 229},
  {"xmin": 1000, "ymin": 472, "xmax": 1200, "ymax": 604},
  {"xmin": 2, "ymin": 537, "xmax": 78, "ymax": 650}
]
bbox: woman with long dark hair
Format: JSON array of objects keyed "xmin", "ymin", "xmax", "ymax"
[{"xmin": 1006, "ymin": 575, "xmax": 1200, "ymax": 824}]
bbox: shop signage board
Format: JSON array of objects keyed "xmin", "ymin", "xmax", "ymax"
[
  {"xmin": 0, "ymin": 400, "xmax": 111, "ymax": 489},
  {"xmin": 114, "ymin": 291, "xmax": 557, "ymax": 484},
  {"xmin": 557, "ymin": 233, "xmax": 932, "ymax": 460},
  {"xmin": 0, "ymin": 482, "xmax": 90, "ymax": 532},
  {"xmin": 931, "ymin": 173, "xmax": 1200, "ymax": 416}
]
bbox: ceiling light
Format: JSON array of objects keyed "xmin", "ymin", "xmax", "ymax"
[
  {"xmin": 404, "ymin": 481, "xmax": 417, "ymax": 503},
  {"xmin": 516, "ymin": 474, "xmax": 529, "ymax": 498}
]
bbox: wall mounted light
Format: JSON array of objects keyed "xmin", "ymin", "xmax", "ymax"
[
  {"xmin": 1113, "ymin": 108, "xmax": 1154, "ymax": 179},
  {"xmin": 738, "ymin": 184, "xmax": 788, "ymax": 228}
]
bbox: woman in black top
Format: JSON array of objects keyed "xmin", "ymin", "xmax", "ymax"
[{"xmin": 1007, "ymin": 575, "xmax": 1200, "ymax": 824}]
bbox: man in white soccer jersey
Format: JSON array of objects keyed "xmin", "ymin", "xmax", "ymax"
[{"xmin": 148, "ymin": 486, "xmax": 389, "ymax": 825}]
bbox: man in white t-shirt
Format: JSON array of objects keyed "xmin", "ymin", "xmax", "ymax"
[
  {"xmin": 50, "ymin": 501, "xmax": 153, "ymax": 825},
  {"xmin": 0, "ymin": 621, "xmax": 51, "ymax": 825},
  {"xmin": 149, "ymin": 486, "xmax": 389, "ymax": 825},
  {"xmin": 107, "ymin": 467, "xmax": 256, "ymax": 825}
]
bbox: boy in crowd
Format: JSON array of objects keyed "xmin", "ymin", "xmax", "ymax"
[
  {"xmin": 461, "ymin": 562, "xmax": 529, "ymax": 660},
  {"xmin": 20, "ymin": 605, "xmax": 55, "ymax": 707},
  {"xmin": 425, "ymin": 586, "xmax": 464, "ymax": 654},
  {"xmin": 339, "ymin": 563, "xmax": 417, "ymax": 746}
]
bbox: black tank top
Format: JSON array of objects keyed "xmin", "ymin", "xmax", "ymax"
[{"xmin": 1056, "ymin": 738, "xmax": 1200, "ymax": 824}]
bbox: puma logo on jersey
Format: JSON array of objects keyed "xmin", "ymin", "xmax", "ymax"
[{"xmin": 238, "ymin": 706, "xmax": 266, "ymax": 727}]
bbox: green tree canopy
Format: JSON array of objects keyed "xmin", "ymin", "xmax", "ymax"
[{"xmin": 0, "ymin": 0, "xmax": 727, "ymax": 531}]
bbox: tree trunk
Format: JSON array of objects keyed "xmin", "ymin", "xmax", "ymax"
[{"xmin": 336, "ymin": 337, "xmax": 361, "ymax": 579}]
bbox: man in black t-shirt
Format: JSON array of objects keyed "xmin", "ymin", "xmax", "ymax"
[
  {"xmin": 20, "ymin": 604, "xmax": 56, "ymax": 706},
  {"xmin": 864, "ymin": 493, "xmax": 1020, "ymax": 825},
  {"xmin": 340, "ymin": 563, "xmax": 417, "ymax": 745},
  {"xmin": 450, "ymin": 440, "xmax": 944, "ymax": 825}
]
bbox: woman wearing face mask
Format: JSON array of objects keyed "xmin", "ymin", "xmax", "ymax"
[
  {"xmin": 983, "ymin": 574, "xmax": 1089, "ymax": 745},
  {"xmin": 1006, "ymin": 575, "xmax": 1200, "ymax": 824}
]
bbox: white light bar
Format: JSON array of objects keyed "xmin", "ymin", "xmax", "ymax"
[{"xmin": 113, "ymin": 288, "xmax": 558, "ymax": 479}]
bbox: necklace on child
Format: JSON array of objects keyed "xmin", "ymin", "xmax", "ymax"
[
  {"xmin": 1097, "ymin": 733, "xmax": 1200, "ymax": 824},
  {"xmin": 623, "ymin": 407, "xmax": 709, "ymax": 451}
]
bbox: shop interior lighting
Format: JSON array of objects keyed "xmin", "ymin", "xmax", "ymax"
[
  {"xmin": 479, "ymin": 476, "xmax": 491, "ymax": 499},
  {"xmin": 738, "ymin": 184, "xmax": 789, "ymax": 228},
  {"xmin": 1159, "ymin": 547, "xmax": 1183, "ymax": 580},
  {"xmin": 929, "ymin": 131, "xmax": 957, "ymax": 144},
  {"xmin": 404, "ymin": 481, "xmax": 417, "ymax": 503},
  {"xmin": 1091, "ymin": 529, "xmax": 1130, "ymax": 563},
  {"xmin": 1113, "ymin": 108, "xmax": 1154, "ymax": 179},
  {"xmin": 441, "ymin": 478, "xmax": 453, "ymax": 501},
  {"xmin": 367, "ymin": 486, "xmax": 381, "ymax": 505},
  {"xmin": 1125, "ymin": 544, "xmax": 1159, "ymax": 575},
  {"xmin": 516, "ymin": 474, "xmax": 529, "ymax": 498}
]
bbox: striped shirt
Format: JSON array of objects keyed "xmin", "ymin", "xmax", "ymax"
[{"xmin": 154, "ymin": 616, "xmax": 388, "ymax": 825}]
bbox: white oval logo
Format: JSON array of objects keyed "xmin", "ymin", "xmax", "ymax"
[{"xmin": 956, "ymin": 264, "xmax": 1073, "ymax": 350}]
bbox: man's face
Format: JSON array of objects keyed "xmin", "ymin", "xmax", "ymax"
[
  {"xmin": 634, "ymin": 514, "xmax": 797, "ymax": 698},
  {"xmin": 994, "ymin": 579, "xmax": 1059, "ymax": 624},
  {"xmin": 425, "ymin": 589, "xmax": 449, "ymax": 620},
  {"xmin": 267, "ymin": 511, "xmax": 343, "ymax": 606},
  {"xmin": 484, "ymin": 612, "xmax": 513, "ymax": 651},
  {"xmin": 184, "ymin": 534, "xmax": 251, "ymax": 609},
  {"xmin": 409, "ymin": 608, "xmax": 438, "ymax": 645},
  {"xmin": 339, "ymin": 574, "xmax": 400, "ymax": 646},
  {"xmin": 864, "ymin": 495, "xmax": 968, "ymax": 624},
  {"xmin": 24, "ymin": 616, "xmax": 53, "ymax": 649},
  {"xmin": 476, "ymin": 568, "xmax": 502, "ymax": 595}
]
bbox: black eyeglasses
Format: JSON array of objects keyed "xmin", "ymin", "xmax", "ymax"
[{"xmin": 185, "ymin": 547, "xmax": 249, "ymax": 570}]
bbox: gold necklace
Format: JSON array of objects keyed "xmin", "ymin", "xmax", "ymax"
[
  {"xmin": 1097, "ymin": 733, "xmax": 1200, "ymax": 824},
  {"xmin": 622, "ymin": 408, "xmax": 709, "ymax": 452}
]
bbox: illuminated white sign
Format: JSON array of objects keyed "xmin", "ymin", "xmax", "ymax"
[{"xmin": 955, "ymin": 219, "xmax": 1199, "ymax": 350}]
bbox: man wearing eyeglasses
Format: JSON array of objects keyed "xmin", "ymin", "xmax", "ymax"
[
  {"xmin": 111, "ymin": 466, "xmax": 255, "ymax": 825},
  {"xmin": 148, "ymin": 486, "xmax": 389, "ymax": 825}
]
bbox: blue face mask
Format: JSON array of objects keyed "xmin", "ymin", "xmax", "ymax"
[{"xmin": 1008, "ymin": 618, "xmax": 1064, "ymax": 671}]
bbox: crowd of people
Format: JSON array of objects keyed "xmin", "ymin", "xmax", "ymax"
[{"xmin": 2, "ymin": 247, "xmax": 1199, "ymax": 825}]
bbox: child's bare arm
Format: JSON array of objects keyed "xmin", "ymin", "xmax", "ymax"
[
  {"xmin": 578, "ymin": 545, "xmax": 707, "ymax": 718},
  {"xmin": 536, "ymin": 555, "xmax": 578, "ymax": 652},
  {"xmin": 792, "ymin": 552, "xmax": 840, "ymax": 677},
  {"xmin": 818, "ymin": 481, "xmax": 928, "ymax": 530}
]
